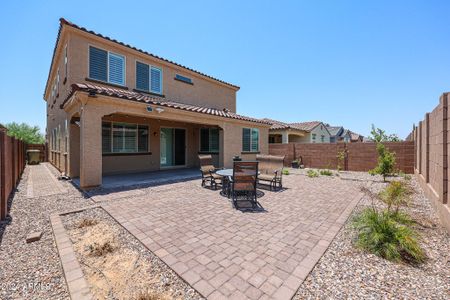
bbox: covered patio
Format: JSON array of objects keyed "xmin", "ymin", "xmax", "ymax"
[{"xmin": 63, "ymin": 83, "xmax": 270, "ymax": 189}]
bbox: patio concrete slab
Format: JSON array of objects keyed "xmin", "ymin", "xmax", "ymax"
[
  {"xmin": 102, "ymin": 175, "xmax": 363, "ymax": 299},
  {"xmin": 72, "ymin": 168, "xmax": 200, "ymax": 190}
]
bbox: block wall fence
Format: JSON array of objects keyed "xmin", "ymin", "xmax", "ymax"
[
  {"xmin": 269, "ymin": 142, "xmax": 414, "ymax": 173},
  {"xmin": 412, "ymin": 93, "xmax": 450, "ymax": 232}
]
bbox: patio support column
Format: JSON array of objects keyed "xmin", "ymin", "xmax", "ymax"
[
  {"xmin": 79, "ymin": 104, "xmax": 102, "ymax": 188},
  {"xmin": 222, "ymin": 122, "xmax": 241, "ymax": 168},
  {"xmin": 282, "ymin": 132, "xmax": 289, "ymax": 144}
]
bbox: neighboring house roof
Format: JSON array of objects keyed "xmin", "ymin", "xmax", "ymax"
[
  {"xmin": 262, "ymin": 118, "xmax": 306, "ymax": 131},
  {"xmin": 288, "ymin": 121, "xmax": 322, "ymax": 132},
  {"xmin": 350, "ymin": 131, "xmax": 364, "ymax": 141},
  {"xmin": 326, "ymin": 126, "xmax": 344, "ymax": 137},
  {"xmin": 44, "ymin": 18, "xmax": 239, "ymax": 97},
  {"xmin": 63, "ymin": 83, "xmax": 270, "ymax": 125}
]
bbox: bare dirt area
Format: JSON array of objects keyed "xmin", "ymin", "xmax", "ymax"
[
  {"xmin": 0, "ymin": 164, "xmax": 92, "ymax": 300},
  {"xmin": 62, "ymin": 207, "xmax": 202, "ymax": 300},
  {"xmin": 294, "ymin": 176, "xmax": 450, "ymax": 299}
]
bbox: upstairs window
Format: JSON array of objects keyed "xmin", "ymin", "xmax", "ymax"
[
  {"xmin": 136, "ymin": 61, "xmax": 162, "ymax": 94},
  {"xmin": 64, "ymin": 44, "xmax": 68, "ymax": 79},
  {"xmin": 242, "ymin": 128, "xmax": 259, "ymax": 152},
  {"xmin": 321, "ymin": 135, "xmax": 325, "ymax": 142},
  {"xmin": 200, "ymin": 128, "xmax": 219, "ymax": 152},
  {"xmin": 89, "ymin": 46, "xmax": 125, "ymax": 85}
]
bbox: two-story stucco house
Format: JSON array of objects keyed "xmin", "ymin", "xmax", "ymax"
[{"xmin": 44, "ymin": 18, "xmax": 270, "ymax": 188}]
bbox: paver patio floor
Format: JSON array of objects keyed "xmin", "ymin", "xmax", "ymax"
[{"xmin": 102, "ymin": 175, "xmax": 363, "ymax": 300}]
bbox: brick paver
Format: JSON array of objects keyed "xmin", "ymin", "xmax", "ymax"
[
  {"xmin": 102, "ymin": 175, "xmax": 362, "ymax": 299},
  {"xmin": 26, "ymin": 164, "xmax": 67, "ymax": 198}
]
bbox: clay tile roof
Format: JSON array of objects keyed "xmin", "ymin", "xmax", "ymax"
[
  {"xmin": 64, "ymin": 83, "xmax": 270, "ymax": 125},
  {"xmin": 288, "ymin": 121, "xmax": 322, "ymax": 132},
  {"xmin": 44, "ymin": 18, "xmax": 240, "ymax": 97},
  {"xmin": 262, "ymin": 118, "xmax": 307, "ymax": 131}
]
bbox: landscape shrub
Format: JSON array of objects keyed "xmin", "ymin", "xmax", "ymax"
[
  {"xmin": 307, "ymin": 169, "xmax": 319, "ymax": 178},
  {"xmin": 353, "ymin": 183, "xmax": 425, "ymax": 264},
  {"xmin": 282, "ymin": 169, "xmax": 290, "ymax": 175},
  {"xmin": 352, "ymin": 208, "xmax": 425, "ymax": 263},
  {"xmin": 319, "ymin": 169, "xmax": 333, "ymax": 176}
]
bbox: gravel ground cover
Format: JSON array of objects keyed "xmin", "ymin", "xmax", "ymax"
[
  {"xmin": 294, "ymin": 175, "xmax": 450, "ymax": 299},
  {"xmin": 0, "ymin": 164, "xmax": 93, "ymax": 299},
  {"xmin": 62, "ymin": 207, "xmax": 202, "ymax": 300}
]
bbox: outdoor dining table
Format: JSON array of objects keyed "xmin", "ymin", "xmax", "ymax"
[
  {"xmin": 216, "ymin": 169, "xmax": 260, "ymax": 197},
  {"xmin": 216, "ymin": 169, "xmax": 233, "ymax": 197}
]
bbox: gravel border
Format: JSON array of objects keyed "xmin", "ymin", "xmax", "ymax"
[
  {"xmin": 0, "ymin": 164, "xmax": 93, "ymax": 300},
  {"xmin": 62, "ymin": 207, "xmax": 203, "ymax": 300},
  {"xmin": 293, "ymin": 176, "xmax": 450, "ymax": 299}
]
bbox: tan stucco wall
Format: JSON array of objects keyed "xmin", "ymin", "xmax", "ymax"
[
  {"xmin": 66, "ymin": 93, "xmax": 269, "ymax": 187},
  {"xmin": 65, "ymin": 28, "xmax": 237, "ymax": 112},
  {"xmin": 44, "ymin": 25, "xmax": 240, "ymax": 174}
]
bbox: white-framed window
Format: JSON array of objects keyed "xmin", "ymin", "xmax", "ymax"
[
  {"xmin": 64, "ymin": 44, "xmax": 68, "ymax": 79},
  {"xmin": 89, "ymin": 46, "xmax": 126, "ymax": 86},
  {"xmin": 56, "ymin": 67, "xmax": 60, "ymax": 95},
  {"xmin": 200, "ymin": 128, "xmax": 219, "ymax": 152},
  {"xmin": 242, "ymin": 128, "xmax": 259, "ymax": 152},
  {"xmin": 321, "ymin": 135, "xmax": 325, "ymax": 143},
  {"xmin": 312, "ymin": 133, "xmax": 316, "ymax": 143},
  {"xmin": 136, "ymin": 61, "xmax": 163, "ymax": 94},
  {"xmin": 102, "ymin": 122, "xmax": 149, "ymax": 154}
]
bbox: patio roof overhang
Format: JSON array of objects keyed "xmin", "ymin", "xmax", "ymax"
[{"xmin": 62, "ymin": 83, "xmax": 271, "ymax": 128}]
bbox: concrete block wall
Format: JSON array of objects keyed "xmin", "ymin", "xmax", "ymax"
[{"xmin": 413, "ymin": 93, "xmax": 450, "ymax": 233}]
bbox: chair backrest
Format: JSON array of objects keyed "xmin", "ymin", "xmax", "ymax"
[
  {"xmin": 198, "ymin": 154, "xmax": 215, "ymax": 175},
  {"xmin": 233, "ymin": 161, "xmax": 258, "ymax": 188},
  {"xmin": 256, "ymin": 154, "xmax": 284, "ymax": 174}
]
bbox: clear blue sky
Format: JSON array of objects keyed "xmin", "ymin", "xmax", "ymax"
[{"xmin": 1, "ymin": 0, "xmax": 449, "ymax": 138}]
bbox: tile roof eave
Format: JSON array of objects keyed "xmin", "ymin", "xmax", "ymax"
[{"xmin": 61, "ymin": 83, "xmax": 270, "ymax": 126}]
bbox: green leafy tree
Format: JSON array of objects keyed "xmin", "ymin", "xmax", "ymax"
[
  {"xmin": 369, "ymin": 142, "xmax": 396, "ymax": 181},
  {"xmin": 5, "ymin": 122, "xmax": 45, "ymax": 144},
  {"xmin": 369, "ymin": 124, "xmax": 402, "ymax": 142}
]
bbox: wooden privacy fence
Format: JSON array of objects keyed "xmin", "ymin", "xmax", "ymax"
[
  {"xmin": 0, "ymin": 127, "xmax": 27, "ymax": 220},
  {"xmin": 269, "ymin": 141, "xmax": 414, "ymax": 173},
  {"xmin": 412, "ymin": 93, "xmax": 450, "ymax": 232}
]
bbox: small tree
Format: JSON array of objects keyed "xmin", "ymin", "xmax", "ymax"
[
  {"xmin": 370, "ymin": 142, "xmax": 396, "ymax": 182},
  {"xmin": 5, "ymin": 122, "xmax": 45, "ymax": 144},
  {"xmin": 369, "ymin": 124, "xmax": 402, "ymax": 142},
  {"xmin": 336, "ymin": 150, "xmax": 346, "ymax": 171}
]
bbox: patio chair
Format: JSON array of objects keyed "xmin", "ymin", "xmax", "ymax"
[
  {"xmin": 230, "ymin": 161, "xmax": 259, "ymax": 208},
  {"xmin": 256, "ymin": 154, "xmax": 285, "ymax": 191},
  {"xmin": 198, "ymin": 154, "xmax": 222, "ymax": 190}
]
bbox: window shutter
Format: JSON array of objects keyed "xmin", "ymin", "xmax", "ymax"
[
  {"xmin": 89, "ymin": 46, "xmax": 107, "ymax": 81},
  {"xmin": 200, "ymin": 128, "xmax": 209, "ymax": 152},
  {"xmin": 108, "ymin": 53, "xmax": 125, "ymax": 85},
  {"xmin": 136, "ymin": 62, "xmax": 149, "ymax": 91},
  {"xmin": 242, "ymin": 128, "xmax": 251, "ymax": 152},
  {"xmin": 210, "ymin": 128, "xmax": 219, "ymax": 152},
  {"xmin": 251, "ymin": 128, "xmax": 259, "ymax": 152},
  {"xmin": 150, "ymin": 67, "xmax": 162, "ymax": 94}
]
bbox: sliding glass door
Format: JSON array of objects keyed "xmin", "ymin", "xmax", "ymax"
[{"xmin": 160, "ymin": 128, "xmax": 186, "ymax": 167}]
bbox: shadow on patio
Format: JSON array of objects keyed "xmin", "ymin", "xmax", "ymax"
[{"xmin": 72, "ymin": 168, "xmax": 200, "ymax": 201}]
